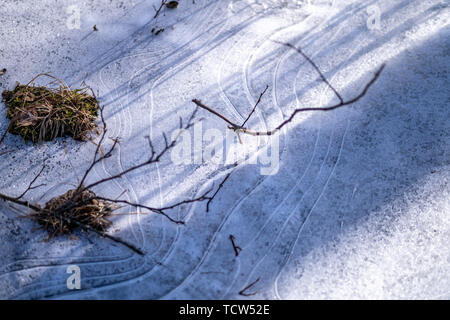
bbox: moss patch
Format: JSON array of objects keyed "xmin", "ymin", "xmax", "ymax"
[{"xmin": 1, "ymin": 74, "xmax": 99, "ymax": 143}]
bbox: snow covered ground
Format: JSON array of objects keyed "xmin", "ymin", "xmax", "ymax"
[{"xmin": 0, "ymin": 0, "xmax": 449, "ymax": 299}]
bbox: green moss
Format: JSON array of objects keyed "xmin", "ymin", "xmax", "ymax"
[{"xmin": 1, "ymin": 79, "xmax": 99, "ymax": 143}]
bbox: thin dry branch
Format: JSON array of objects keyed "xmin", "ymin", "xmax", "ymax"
[
  {"xmin": 239, "ymin": 277, "xmax": 260, "ymax": 296},
  {"xmin": 1, "ymin": 73, "xmax": 99, "ymax": 144},
  {"xmin": 0, "ymin": 149, "xmax": 14, "ymax": 156},
  {"xmin": 156, "ymin": 186, "xmax": 213, "ymax": 212},
  {"xmin": 153, "ymin": 0, "xmax": 168, "ymax": 19},
  {"xmin": 14, "ymin": 159, "xmax": 47, "ymax": 200},
  {"xmin": 0, "ymin": 189, "xmax": 143, "ymax": 255},
  {"xmin": 270, "ymin": 64, "xmax": 386, "ymax": 134},
  {"xmin": 192, "ymin": 99, "xmax": 236, "ymax": 127},
  {"xmin": 75, "ymin": 105, "xmax": 113, "ymax": 191},
  {"xmin": 78, "ymin": 106, "xmax": 199, "ymax": 194},
  {"xmin": 205, "ymin": 163, "xmax": 238, "ymax": 212},
  {"xmin": 273, "ymin": 41, "xmax": 344, "ymax": 104},
  {"xmin": 0, "ymin": 192, "xmax": 40, "ymax": 211},
  {"xmin": 193, "ymin": 42, "xmax": 386, "ymax": 137},
  {"xmin": 229, "ymin": 234, "xmax": 242, "ymax": 257},
  {"xmin": 95, "ymin": 185, "xmax": 213, "ymax": 225},
  {"xmin": 45, "ymin": 107, "xmax": 202, "ymax": 227}
]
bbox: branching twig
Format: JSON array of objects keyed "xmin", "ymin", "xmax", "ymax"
[
  {"xmin": 48, "ymin": 209, "xmax": 144, "ymax": 255},
  {"xmin": 156, "ymin": 185, "xmax": 213, "ymax": 212},
  {"xmin": 95, "ymin": 185, "xmax": 213, "ymax": 225},
  {"xmin": 191, "ymin": 44, "xmax": 385, "ymax": 223},
  {"xmin": 0, "ymin": 192, "xmax": 40, "ymax": 211},
  {"xmin": 192, "ymin": 99, "xmax": 236, "ymax": 127},
  {"xmin": 0, "ymin": 106, "xmax": 207, "ymax": 256},
  {"xmin": 239, "ymin": 277, "xmax": 260, "ymax": 296},
  {"xmin": 153, "ymin": 0, "xmax": 168, "ymax": 19},
  {"xmin": 14, "ymin": 159, "xmax": 47, "ymax": 200},
  {"xmin": 48, "ymin": 107, "xmax": 200, "ymax": 228},
  {"xmin": 193, "ymin": 42, "xmax": 385, "ymax": 137},
  {"xmin": 0, "ymin": 190, "xmax": 143, "ymax": 255},
  {"xmin": 0, "ymin": 127, "xmax": 9, "ymax": 145},
  {"xmin": 229, "ymin": 234, "xmax": 242, "ymax": 257},
  {"xmin": 206, "ymin": 163, "xmax": 238, "ymax": 212}
]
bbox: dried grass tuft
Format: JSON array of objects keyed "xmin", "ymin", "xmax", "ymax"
[
  {"xmin": 30, "ymin": 188, "xmax": 115, "ymax": 239},
  {"xmin": 1, "ymin": 73, "xmax": 99, "ymax": 143}
]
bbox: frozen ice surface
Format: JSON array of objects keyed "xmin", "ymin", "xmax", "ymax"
[{"xmin": 0, "ymin": 0, "xmax": 448, "ymax": 299}]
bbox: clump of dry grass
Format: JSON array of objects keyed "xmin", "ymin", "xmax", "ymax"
[
  {"xmin": 30, "ymin": 188, "xmax": 115, "ymax": 239},
  {"xmin": 1, "ymin": 73, "xmax": 99, "ymax": 143}
]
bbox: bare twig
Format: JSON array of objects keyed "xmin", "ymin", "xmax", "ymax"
[
  {"xmin": 73, "ymin": 222, "xmax": 144, "ymax": 255},
  {"xmin": 0, "ymin": 127, "xmax": 9, "ymax": 145},
  {"xmin": 192, "ymin": 99, "xmax": 236, "ymax": 127},
  {"xmin": 45, "ymin": 108, "xmax": 200, "ymax": 233},
  {"xmin": 205, "ymin": 164, "xmax": 237, "ymax": 212},
  {"xmin": 75, "ymin": 105, "xmax": 115, "ymax": 192},
  {"xmin": 49, "ymin": 107, "xmax": 200, "ymax": 221},
  {"xmin": 0, "ymin": 190, "xmax": 143, "ymax": 255},
  {"xmin": 241, "ymin": 85, "xmax": 269, "ymax": 127},
  {"xmin": 95, "ymin": 185, "xmax": 213, "ymax": 225},
  {"xmin": 229, "ymin": 234, "xmax": 242, "ymax": 257},
  {"xmin": 239, "ymin": 277, "xmax": 260, "ymax": 296},
  {"xmin": 157, "ymin": 185, "xmax": 213, "ymax": 212},
  {"xmin": 14, "ymin": 159, "xmax": 47, "ymax": 200},
  {"xmin": 273, "ymin": 41, "xmax": 344, "ymax": 104},
  {"xmin": 78, "ymin": 107, "xmax": 199, "ymax": 195},
  {"xmin": 153, "ymin": 0, "xmax": 168, "ymax": 19},
  {"xmin": 0, "ymin": 106, "xmax": 206, "ymax": 256},
  {"xmin": 0, "ymin": 192, "xmax": 41, "ymax": 211},
  {"xmin": 269, "ymin": 63, "xmax": 386, "ymax": 134},
  {"xmin": 193, "ymin": 42, "xmax": 386, "ymax": 137}
]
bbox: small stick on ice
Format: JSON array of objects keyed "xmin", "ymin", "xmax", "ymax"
[
  {"xmin": 239, "ymin": 277, "xmax": 260, "ymax": 296},
  {"xmin": 153, "ymin": 0, "xmax": 168, "ymax": 19},
  {"xmin": 205, "ymin": 163, "xmax": 238, "ymax": 212},
  {"xmin": 229, "ymin": 234, "xmax": 242, "ymax": 257}
]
